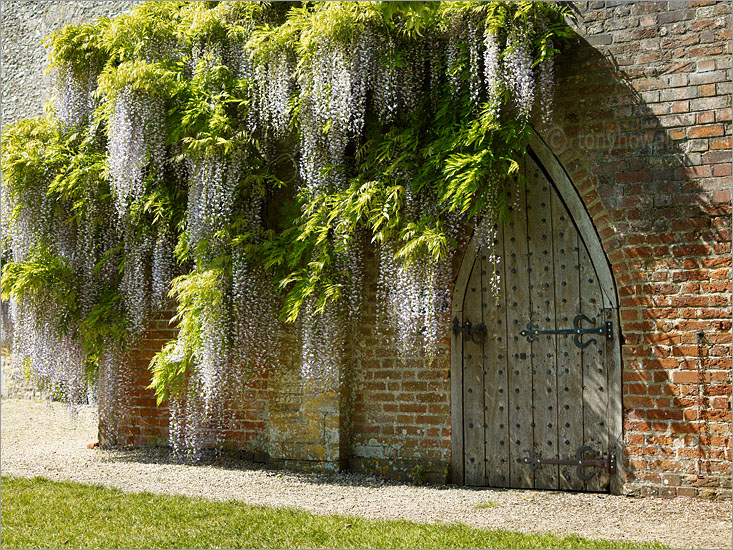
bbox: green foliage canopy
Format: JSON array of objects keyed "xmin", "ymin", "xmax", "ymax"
[{"xmin": 1, "ymin": 1, "xmax": 573, "ymax": 419}]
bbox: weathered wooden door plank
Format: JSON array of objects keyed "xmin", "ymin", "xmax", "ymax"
[
  {"xmin": 451, "ymin": 306, "xmax": 465, "ymax": 485},
  {"xmin": 605, "ymin": 306, "xmax": 624, "ymax": 494},
  {"xmin": 462, "ymin": 257, "xmax": 486, "ymax": 485},
  {"xmin": 525, "ymin": 158, "xmax": 559, "ymax": 490},
  {"xmin": 504, "ymin": 171, "xmax": 534, "ymax": 489},
  {"xmin": 483, "ymin": 223, "xmax": 510, "ymax": 487},
  {"xmin": 551, "ymin": 190, "xmax": 585, "ymax": 492},
  {"xmin": 580, "ymin": 247, "xmax": 608, "ymax": 492}
]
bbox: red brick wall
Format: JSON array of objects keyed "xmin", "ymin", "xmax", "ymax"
[
  {"xmin": 348, "ymin": 248, "xmax": 453, "ymax": 483},
  {"xmin": 109, "ymin": 1, "xmax": 732, "ymax": 497},
  {"xmin": 542, "ymin": 0, "xmax": 732, "ymax": 498}
]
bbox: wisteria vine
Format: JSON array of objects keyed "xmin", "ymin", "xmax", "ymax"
[{"xmin": 1, "ymin": 1, "xmax": 572, "ymax": 457}]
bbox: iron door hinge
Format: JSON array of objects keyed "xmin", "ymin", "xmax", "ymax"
[
  {"xmin": 519, "ymin": 313, "xmax": 612, "ymax": 348},
  {"xmin": 519, "ymin": 446, "xmax": 616, "ymax": 481}
]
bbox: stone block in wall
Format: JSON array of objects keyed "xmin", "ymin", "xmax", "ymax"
[{"xmin": 268, "ymin": 366, "xmax": 347, "ymax": 467}]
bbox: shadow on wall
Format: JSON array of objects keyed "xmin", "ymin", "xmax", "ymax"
[{"xmin": 532, "ymin": 14, "xmax": 731, "ymax": 494}]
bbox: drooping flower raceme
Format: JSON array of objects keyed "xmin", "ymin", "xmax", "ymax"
[
  {"xmin": 107, "ymin": 87, "xmax": 166, "ymax": 218},
  {"xmin": 1, "ymin": 1, "xmax": 567, "ymax": 459},
  {"xmin": 55, "ymin": 64, "xmax": 99, "ymax": 129},
  {"xmin": 503, "ymin": 24, "xmax": 535, "ymax": 119}
]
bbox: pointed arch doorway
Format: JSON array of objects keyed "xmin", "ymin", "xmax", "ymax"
[{"xmin": 450, "ymin": 132, "xmax": 623, "ymax": 493}]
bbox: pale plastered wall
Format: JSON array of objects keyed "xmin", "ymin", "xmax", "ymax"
[{"xmin": 1, "ymin": 1, "xmax": 138, "ymax": 396}]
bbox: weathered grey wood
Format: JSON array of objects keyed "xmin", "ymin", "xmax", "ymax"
[
  {"xmin": 525, "ymin": 157, "xmax": 559, "ymax": 490},
  {"xmin": 482, "ymin": 223, "xmax": 510, "ymax": 487},
  {"xmin": 450, "ymin": 306, "xmax": 465, "ymax": 485},
  {"xmin": 452, "ymin": 236, "xmax": 480, "ymax": 315},
  {"xmin": 462, "ymin": 257, "xmax": 486, "ymax": 485},
  {"xmin": 450, "ymin": 138, "xmax": 622, "ymax": 493},
  {"xmin": 551, "ymin": 190, "xmax": 585, "ymax": 491},
  {"xmin": 451, "ymin": 231, "xmax": 479, "ymax": 485},
  {"xmin": 579, "ymin": 245, "xmax": 608, "ymax": 492},
  {"xmin": 605, "ymin": 306, "xmax": 624, "ymax": 494},
  {"xmin": 503, "ymin": 169, "xmax": 534, "ymax": 489},
  {"xmin": 527, "ymin": 132, "xmax": 616, "ymax": 309}
]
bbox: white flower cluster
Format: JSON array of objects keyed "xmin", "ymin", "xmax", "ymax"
[
  {"xmin": 3, "ymin": 179, "xmax": 53, "ymax": 264},
  {"xmin": 168, "ymin": 387, "xmax": 207, "ymax": 459},
  {"xmin": 120, "ymin": 232, "xmax": 153, "ymax": 338},
  {"xmin": 442, "ymin": 14, "xmax": 553, "ymax": 122},
  {"xmin": 377, "ymin": 241, "xmax": 453, "ymax": 359},
  {"xmin": 371, "ymin": 40, "xmax": 425, "ymax": 122},
  {"xmin": 10, "ymin": 295, "xmax": 87, "ymax": 410},
  {"xmin": 97, "ymin": 346, "xmax": 133, "ymax": 444},
  {"xmin": 231, "ymin": 243, "xmax": 280, "ymax": 379},
  {"xmin": 295, "ymin": 26, "xmax": 428, "ymax": 197},
  {"xmin": 197, "ymin": 296, "xmax": 229, "ymax": 403},
  {"xmin": 503, "ymin": 26, "xmax": 535, "ymax": 119},
  {"xmin": 538, "ymin": 37, "xmax": 555, "ymax": 126},
  {"xmin": 108, "ymin": 86, "xmax": 166, "ymax": 218},
  {"xmin": 298, "ymin": 36, "xmax": 355, "ymax": 195},
  {"xmin": 483, "ymin": 30, "xmax": 502, "ymax": 116},
  {"xmin": 335, "ymin": 237, "xmax": 365, "ymax": 325},
  {"xmin": 186, "ymin": 153, "xmax": 242, "ymax": 254},
  {"xmin": 299, "ymin": 298, "xmax": 345, "ymax": 391},
  {"xmin": 55, "ymin": 64, "xmax": 99, "ymax": 129},
  {"xmin": 251, "ymin": 50, "xmax": 295, "ymax": 138}
]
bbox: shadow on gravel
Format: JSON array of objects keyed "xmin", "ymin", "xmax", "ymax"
[{"xmin": 101, "ymin": 446, "xmax": 496, "ymax": 492}]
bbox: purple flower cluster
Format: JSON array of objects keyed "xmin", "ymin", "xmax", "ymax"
[
  {"xmin": 503, "ymin": 26, "xmax": 535, "ymax": 119},
  {"xmin": 108, "ymin": 87, "xmax": 166, "ymax": 218}
]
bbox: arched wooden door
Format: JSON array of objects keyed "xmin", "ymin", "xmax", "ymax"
[{"xmin": 451, "ymin": 137, "xmax": 622, "ymax": 492}]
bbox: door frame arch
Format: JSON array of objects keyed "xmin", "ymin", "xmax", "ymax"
[{"xmin": 450, "ymin": 129, "xmax": 623, "ymax": 491}]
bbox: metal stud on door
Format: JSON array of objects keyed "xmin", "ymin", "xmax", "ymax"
[{"xmin": 452, "ymin": 152, "xmax": 620, "ymax": 492}]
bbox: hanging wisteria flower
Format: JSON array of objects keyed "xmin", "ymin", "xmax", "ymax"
[
  {"xmin": 252, "ymin": 50, "xmax": 295, "ymax": 138},
  {"xmin": 483, "ymin": 29, "xmax": 502, "ymax": 117},
  {"xmin": 107, "ymin": 86, "xmax": 166, "ymax": 218},
  {"xmin": 231, "ymin": 245, "xmax": 281, "ymax": 377},
  {"xmin": 538, "ymin": 38, "xmax": 555, "ymax": 126},
  {"xmin": 9, "ymin": 295, "xmax": 87, "ymax": 411},
  {"xmin": 503, "ymin": 24, "xmax": 535, "ymax": 119},
  {"xmin": 121, "ymin": 232, "xmax": 153, "ymax": 338},
  {"xmin": 1, "ymin": 1, "xmax": 570, "ymax": 459},
  {"xmin": 55, "ymin": 64, "xmax": 98, "ymax": 129},
  {"xmin": 299, "ymin": 298, "xmax": 346, "ymax": 392},
  {"xmin": 186, "ymin": 152, "xmax": 242, "ymax": 255},
  {"xmin": 152, "ymin": 227, "xmax": 175, "ymax": 311},
  {"xmin": 97, "ymin": 346, "xmax": 133, "ymax": 444}
]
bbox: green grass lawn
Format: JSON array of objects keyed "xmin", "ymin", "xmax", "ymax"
[{"xmin": 1, "ymin": 476, "xmax": 666, "ymax": 549}]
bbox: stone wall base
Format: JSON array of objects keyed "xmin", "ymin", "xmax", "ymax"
[{"xmin": 349, "ymin": 457, "xmax": 450, "ymax": 485}]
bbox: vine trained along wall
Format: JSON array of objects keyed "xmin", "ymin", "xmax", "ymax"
[
  {"xmin": 0, "ymin": 0, "xmax": 138, "ymax": 398},
  {"xmin": 1, "ymin": 1, "xmax": 571, "ymax": 458}
]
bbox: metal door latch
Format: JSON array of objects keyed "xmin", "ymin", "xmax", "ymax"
[
  {"xmin": 519, "ymin": 313, "xmax": 612, "ymax": 348},
  {"xmin": 452, "ymin": 317, "xmax": 487, "ymax": 343},
  {"xmin": 519, "ymin": 446, "xmax": 617, "ymax": 481}
]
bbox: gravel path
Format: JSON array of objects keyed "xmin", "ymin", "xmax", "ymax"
[{"xmin": 2, "ymin": 399, "xmax": 730, "ymax": 549}]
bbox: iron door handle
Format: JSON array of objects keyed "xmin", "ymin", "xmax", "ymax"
[{"xmin": 452, "ymin": 317, "xmax": 487, "ymax": 343}]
